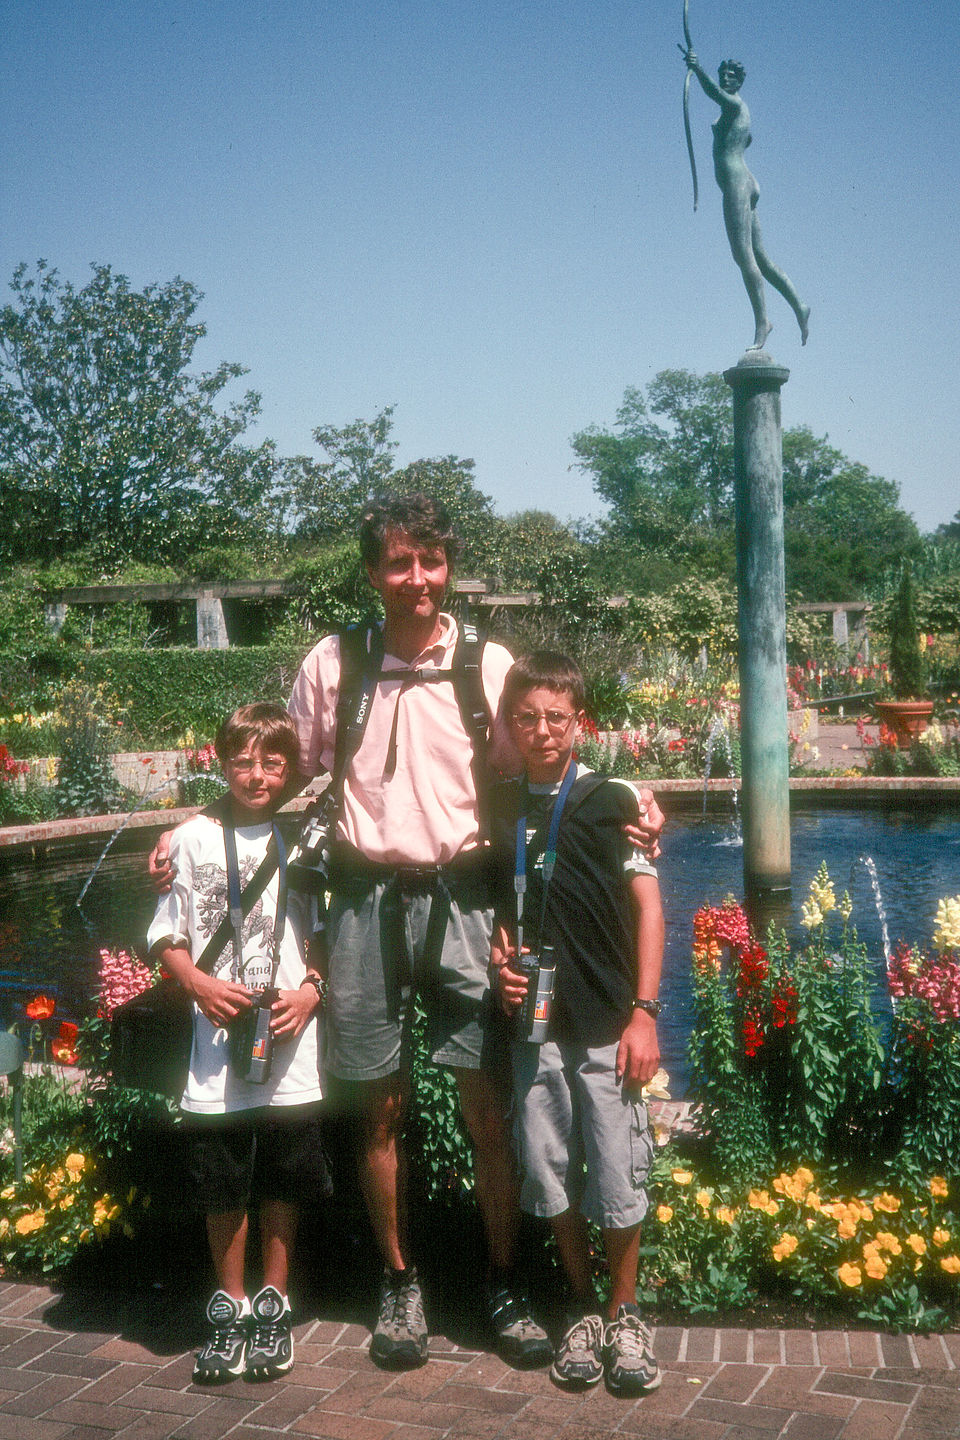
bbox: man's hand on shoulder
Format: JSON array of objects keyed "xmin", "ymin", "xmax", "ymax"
[
  {"xmin": 148, "ymin": 829, "xmax": 176, "ymax": 894},
  {"xmin": 623, "ymin": 787, "xmax": 665, "ymax": 861}
]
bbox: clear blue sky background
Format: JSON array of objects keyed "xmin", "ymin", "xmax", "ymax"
[{"xmin": 2, "ymin": 0, "xmax": 958, "ymax": 535}]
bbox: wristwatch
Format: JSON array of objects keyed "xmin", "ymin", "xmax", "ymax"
[
  {"xmin": 300, "ymin": 974, "xmax": 327, "ymax": 1005},
  {"xmin": 632, "ymin": 997, "xmax": 662, "ymax": 1019}
]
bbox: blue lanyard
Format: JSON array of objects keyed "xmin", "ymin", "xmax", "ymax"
[
  {"xmin": 514, "ymin": 761, "xmax": 577, "ymax": 955},
  {"xmin": 223, "ymin": 819, "xmax": 287, "ymax": 986}
]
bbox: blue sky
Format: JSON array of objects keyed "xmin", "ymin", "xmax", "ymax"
[{"xmin": 2, "ymin": 0, "xmax": 958, "ymax": 534}]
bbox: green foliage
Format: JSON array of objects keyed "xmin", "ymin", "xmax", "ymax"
[
  {"xmin": 887, "ymin": 564, "xmax": 929, "ymax": 699},
  {"xmin": 52, "ymin": 680, "xmax": 121, "ymax": 818},
  {"xmin": 290, "ymin": 541, "xmax": 382, "ymax": 634},
  {"xmin": 0, "ymin": 261, "xmax": 279, "ymax": 566},
  {"xmin": 404, "ymin": 1004, "xmax": 474, "ymax": 1203}
]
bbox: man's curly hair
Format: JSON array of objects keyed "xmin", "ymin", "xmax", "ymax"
[{"xmin": 359, "ymin": 492, "xmax": 460, "ymax": 569}]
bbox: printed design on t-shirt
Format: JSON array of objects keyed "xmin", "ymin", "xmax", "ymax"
[{"xmin": 193, "ymin": 860, "xmax": 277, "ymax": 987}]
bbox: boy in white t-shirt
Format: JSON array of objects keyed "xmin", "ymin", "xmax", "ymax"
[{"xmin": 148, "ymin": 704, "xmax": 325, "ymax": 1385}]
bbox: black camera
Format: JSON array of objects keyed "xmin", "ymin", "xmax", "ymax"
[
  {"xmin": 287, "ymin": 795, "xmax": 336, "ymax": 894},
  {"xmin": 229, "ymin": 988, "xmax": 277, "ymax": 1084},
  {"xmin": 513, "ymin": 946, "xmax": 556, "ymax": 1043}
]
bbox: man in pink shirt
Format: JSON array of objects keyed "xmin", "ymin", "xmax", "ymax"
[{"xmin": 288, "ymin": 493, "xmax": 664, "ymax": 1371}]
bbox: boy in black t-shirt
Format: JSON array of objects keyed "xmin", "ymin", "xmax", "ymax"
[{"xmin": 490, "ymin": 652, "xmax": 664, "ymax": 1396}]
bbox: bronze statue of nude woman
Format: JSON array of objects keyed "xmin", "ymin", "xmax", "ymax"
[{"xmin": 682, "ymin": 48, "xmax": 810, "ymax": 350}]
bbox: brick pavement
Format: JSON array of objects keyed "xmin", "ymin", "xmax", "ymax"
[{"xmin": 3, "ymin": 1280, "xmax": 960, "ymax": 1440}]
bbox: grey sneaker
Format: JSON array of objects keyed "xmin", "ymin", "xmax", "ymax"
[
  {"xmin": 550, "ymin": 1313, "xmax": 605, "ymax": 1389},
  {"xmin": 193, "ymin": 1290, "xmax": 248, "ymax": 1384},
  {"xmin": 485, "ymin": 1281, "xmax": 552, "ymax": 1369},
  {"xmin": 603, "ymin": 1304, "xmax": 661, "ymax": 1395},
  {"xmin": 245, "ymin": 1285, "xmax": 293, "ymax": 1381},
  {"xmin": 370, "ymin": 1266, "xmax": 428, "ymax": 1369}
]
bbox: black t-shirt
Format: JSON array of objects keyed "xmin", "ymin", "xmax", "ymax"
[{"xmin": 490, "ymin": 769, "xmax": 654, "ymax": 1046}]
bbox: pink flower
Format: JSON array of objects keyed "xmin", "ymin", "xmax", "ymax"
[{"xmin": 97, "ymin": 948, "xmax": 154, "ymax": 1019}]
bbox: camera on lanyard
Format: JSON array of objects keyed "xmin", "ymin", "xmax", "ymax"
[
  {"xmin": 229, "ymin": 988, "xmax": 278, "ymax": 1083},
  {"xmin": 286, "ymin": 793, "xmax": 337, "ymax": 895},
  {"xmin": 513, "ymin": 946, "xmax": 556, "ymax": 1044}
]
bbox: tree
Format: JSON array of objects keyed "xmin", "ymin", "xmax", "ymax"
[
  {"xmin": 0, "ymin": 261, "xmax": 278, "ymax": 565},
  {"xmin": 572, "ymin": 370, "xmax": 919, "ymax": 601},
  {"xmin": 571, "ymin": 370, "xmax": 734, "ymax": 551},
  {"xmin": 286, "ymin": 407, "xmax": 398, "ymax": 543}
]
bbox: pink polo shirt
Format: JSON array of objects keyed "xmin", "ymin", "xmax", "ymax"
[{"xmin": 287, "ymin": 615, "xmax": 514, "ymax": 866}]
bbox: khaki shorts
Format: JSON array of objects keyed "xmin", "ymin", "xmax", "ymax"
[
  {"xmin": 511, "ymin": 1039, "xmax": 653, "ymax": 1230},
  {"xmin": 324, "ymin": 869, "xmax": 493, "ymax": 1082}
]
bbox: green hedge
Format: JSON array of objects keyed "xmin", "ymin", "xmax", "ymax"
[{"xmin": 0, "ymin": 644, "xmax": 313, "ymax": 747}]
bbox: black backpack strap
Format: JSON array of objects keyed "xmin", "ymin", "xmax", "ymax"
[
  {"xmin": 330, "ymin": 624, "xmax": 384, "ymax": 803},
  {"xmin": 452, "ymin": 620, "xmax": 492, "ymax": 839}
]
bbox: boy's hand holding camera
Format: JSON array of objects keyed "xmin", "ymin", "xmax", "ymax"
[
  {"xmin": 160, "ymin": 945, "xmax": 254, "ymax": 1028},
  {"xmin": 491, "ymin": 927, "xmax": 525, "ymax": 1015}
]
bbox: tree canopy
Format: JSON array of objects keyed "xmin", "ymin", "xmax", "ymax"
[
  {"xmin": 572, "ymin": 369, "xmax": 921, "ymax": 601},
  {"xmin": 0, "ymin": 261, "xmax": 278, "ymax": 565}
]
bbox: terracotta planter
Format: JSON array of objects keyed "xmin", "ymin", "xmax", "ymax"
[{"xmin": 874, "ymin": 699, "xmax": 935, "ymax": 749}]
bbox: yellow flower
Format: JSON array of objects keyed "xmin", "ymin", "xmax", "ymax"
[
  {"xmin": 933, "ymin": 1228, "xmax": 951, "ymax": 1247},
  {"xmin": 0, "ymin": 1185, "xmax": 15, "ymax": 1201},
  {"xmin": 939, "ymin": 1255, "xmax": 960, "ymax": 1275},
  {"xmin": 793, "ymin": 1167, "xmax": 815, "ymax": 1189},
  {"xmin": 864, "ymin": 1253, "xmax": 888, "ymax": 1281},
  {"xmin": 933, "ymin": 897, "xmax": 960, "ymax": 955},
  {"xmin": 0, "ymin": 1218, "xmax": 8, "ymax": 1238},
  {"xmin": 805, "ymin": 1190, "xmax": 822, "ymax": 1212},
  {"xmin": 838, "ymin": 1262, "xmax": 862, "ymax": 1288},
  {"xmin": 837, "ymin": 1218, "xmax": 858, "ymax": 1240},
  {"xmin": 671, "ymin": 1169, "xmax": 693, "ymax": 1186},
  {"xmin": 79, "ymin": 1228, "xmax": 91, "ymax": 1244},
  {"xmin": 65, "ymin": 1153, "xmax": 86, "ymax": 1177},
  {"xmin": 800, "ymin": 900, "xmax": 824, "ymax": 930},
  {"xmin": 657, "ymin": 1205, "xmax": 674, "ymax": 1224},
  {"xmin": 696, "ymin": 1189, "xmax": 712, "ymax": 1211},
  {"xmin": 929, "ymin": 1176, "xmax": 949, "ymax": 1200},
  {"xmin": 873, "ymin": 1192, "xmax": 900, "ymax": 1214},
  {"xmin": 906, "ymin": 1234, "xmax": 927, "ymax": 1256},
  {"xmin": 839, "ymin": 891, "xmax": 852, "ymax": 922},
  {"xmin": 716, "ymin": 1206, "xmax": 737, "ymax": 1226},
  {"xmin": 14, "ymin": 1211, "xmax": 45, "ymax": 1235},
  {"xmin": 59, "ymin": 1194, "xmax": 75, "ymax": 1211},
  {"xmin": 876, "ymin": 1231, "xmax": 902, "ymax": 1256},
  {"xmin": 772, "ymin": 1233, "xmax": 799, "ymax": 1262},
  {"xmin": 642, "ymin": 1068, "xmax": 671, "ymax": 1101}
]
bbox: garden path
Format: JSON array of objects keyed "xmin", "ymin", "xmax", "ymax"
[{"xmin": 1, "ymin": 1275, "xmax": 958, "ymax": 1440}]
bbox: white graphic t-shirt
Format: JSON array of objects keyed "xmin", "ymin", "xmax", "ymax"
[{"xmin": 147, "ymin": 814, "xmax": 323, "ymax": 1114}]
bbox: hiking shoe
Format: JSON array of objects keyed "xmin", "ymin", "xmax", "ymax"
[
  {"xmin": 193, "ymin": 1290, "xmax": 249, "ymax": 1383},
  {"xmin": 603, "ymin": 1304, "xmax": 661, "ymax": 1395},
  {"xmin": 245, "ymin": 1285, "xmax": 293, "ymax": 1381},
  {"xmin": 485, "ymin": 1280, "xmax": 553, "ymax": 1369},
  {"xmin": 370, "ymin": 1266, "xmax": 428, "ymax": 1369},
  {"xmin": 550, "ymin": 1313, "xmax": 605, "ymax": 1389}
]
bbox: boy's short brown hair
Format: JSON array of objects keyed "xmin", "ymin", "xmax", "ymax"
[
  {"xmin": 214, "ymin": 703, "xmax": 301, "ymax": 769},
  {"xmin": 359, "ymin": 492, "xmax": 460, "ymax": 569},
  {"xmin": 502, "ymin": 651, "xmax": 586, "ymax": 717}
]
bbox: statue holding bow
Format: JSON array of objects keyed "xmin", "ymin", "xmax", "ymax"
[{"xmin": 680, "ymin": 12, "xmax": 810, "ymax": 350}]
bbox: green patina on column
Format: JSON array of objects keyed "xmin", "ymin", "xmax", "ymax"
[{"xmin": 724, "ymin": 351, "xmax": 791, "ymax": 913}]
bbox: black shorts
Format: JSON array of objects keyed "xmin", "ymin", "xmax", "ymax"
[{"xmin": 184, "ymin": 1104, "xmax": 330, "ymax": 1214}]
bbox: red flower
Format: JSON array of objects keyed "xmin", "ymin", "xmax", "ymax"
[
  {"xmin": 51, "ymin": 1020, "xmax": 79, "ymax": 1065},
  {"xmin": 25, "ymin": 994, "xmax": 55, "ymax": 1020}
]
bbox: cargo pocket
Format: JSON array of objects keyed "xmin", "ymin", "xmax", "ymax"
[{"xmin": 629, "ymin": 1100, "xmax": 655, "ymax": 1190}]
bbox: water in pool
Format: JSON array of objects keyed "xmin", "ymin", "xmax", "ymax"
[{"xmin": 2, "ymin": 807, "xmax": 958, "ymax": 1095}]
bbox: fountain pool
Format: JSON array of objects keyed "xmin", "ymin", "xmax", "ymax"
[{"xmin": 1, "ymin": 807, "xmax": 958, "ymax": 1094}]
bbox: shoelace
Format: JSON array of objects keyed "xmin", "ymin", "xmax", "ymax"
[
  {"xmin": 250, "ymin": 1318, "xmax": 281, "ymax": 1349},
  {"xmin": 565, "ymin": 1314, "xmax": 604, "ymax": 1355},
  {"xmin": 207, "ymin": 1322, "xmax": 245, "ymax": 1356},
  {"xmin": 609, "ymin": 1313, "xmax": 651, "ymax": 1360}
]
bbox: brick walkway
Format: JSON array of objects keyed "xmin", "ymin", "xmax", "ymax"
[{"xmin": 3, "ymin": 1279, "xmax": 960, "ymax": 1440}]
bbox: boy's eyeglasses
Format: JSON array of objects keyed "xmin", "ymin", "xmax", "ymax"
[
  {"xmin": 511, "ymin": 710, "xmax": 577, "ymax": 734},
  {"xmin": 228, "ymin": 757, "xmax": 288, "ymax": 777}
]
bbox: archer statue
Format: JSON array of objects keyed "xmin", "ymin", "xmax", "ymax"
[{"xmin": 680, "ymin": 37, "xmax": 810, "ymax": 351}]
